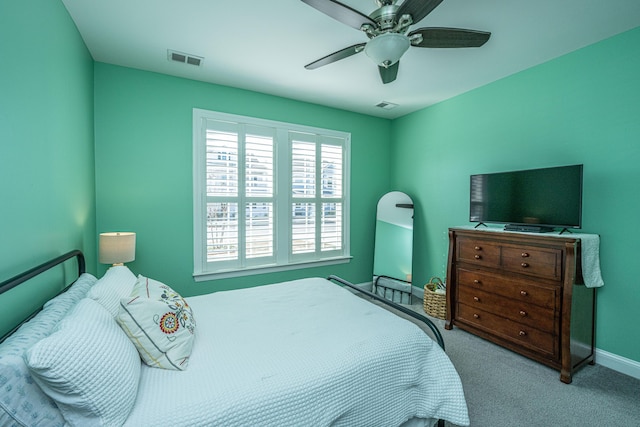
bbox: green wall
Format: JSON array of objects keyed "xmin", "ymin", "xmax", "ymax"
[
  {"xmin": 94, "ymin": 63, "xmax": 392, "ymax": 297},
  {"xmin": 0, "ymin": 0, "xmax": 96, "ymax": 336},
  {"xmin": 391, "ymin": 26, "xmax": 640, "ymax": 363}
]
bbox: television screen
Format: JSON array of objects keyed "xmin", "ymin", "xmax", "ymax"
[{"xmin": 469, "ymin": 165, "xmax": 583, "ymax": 231}]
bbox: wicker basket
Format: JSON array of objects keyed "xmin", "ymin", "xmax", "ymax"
[{"xmin": 423, "ymin": 277, "xmax": 446, "ymax": 319}]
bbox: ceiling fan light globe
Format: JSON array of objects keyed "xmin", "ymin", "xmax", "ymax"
[{"xmin": 365, "ymin": 32, "xmax": 410, "ymax": 67}]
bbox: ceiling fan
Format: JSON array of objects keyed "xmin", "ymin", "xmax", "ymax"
[{"xmin": 301, "ymin": 0, "xmax": 491, "ymax": 84}]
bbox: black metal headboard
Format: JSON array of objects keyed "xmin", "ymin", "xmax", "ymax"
[{"xmin": 0, "ymin": 250, "xmax": 85, "ymax": 343}]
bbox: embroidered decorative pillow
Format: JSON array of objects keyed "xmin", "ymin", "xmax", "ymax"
[{"xmin": 117, "ymin": 275, "xmax": 196, "ymax": 370}]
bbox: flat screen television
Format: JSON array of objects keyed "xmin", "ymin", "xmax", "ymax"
[{"xmin": 469, "ymin": 164, "xmax": 583, "ymax": 232}]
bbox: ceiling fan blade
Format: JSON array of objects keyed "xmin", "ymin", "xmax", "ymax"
[
  {"xmin": 396, "ymin": 0, "xmax": 443, "ymax": 25},
  {"xmin": 305, "ymin": 43, "xmax": 366, "ymax": 70},
  {"xmin": 378, "ymin": 61, "xmax": 400, "ymax": 84},
  {"xmin": 300, "ymin": 0, "xmax": 376, "ymax": 30},
  {"xmin": 409, "ymin": 27, "xmax": 491, "ymax": 48}
]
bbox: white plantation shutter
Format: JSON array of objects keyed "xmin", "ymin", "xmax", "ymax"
[
  {"xmin": 321, "ymin": 143, "xmax": 343, "ymax": 252},
  {"xmin": 193, "ymin": 109, "xmax": 350, "ymax": 279},
  {"xmin": 321, "ymin": 202, "xmax": 342, "ymax": 252},
  {"xmin": 202, "ymin": 121, "xmax": 275, "ymax": 269},
  {"xmin": 292, "ymin": 141, "xmax": 316, "ymax": 198},
  {"xmin": 245, "ymin": 131, "xmax": 274, "ymax": 260},
  {"xmin": 245, "ymin": 134, "xmax": 273, "ymax": 197},
  {"xmin": 291, "ymin": 137, "xmax": 316, "ymax": 255},
  {"xmin": 206, "ymin": 202, "xmax": 238, "ymax": 261},
  {"xmin": 290, "ymin": 133, "xmax": 346, "ymax": 260},
  {"xmin": 206, "ymin": 129, "xmax": 238, "ymax": 197},
  {"xmin": 205, "ymin": 126, "xmax": 239, "ymax": 263}
]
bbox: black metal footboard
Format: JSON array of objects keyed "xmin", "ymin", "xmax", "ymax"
[{"xmin": 327, "ymin": 275, "xmax": 445, "ymax": 351}]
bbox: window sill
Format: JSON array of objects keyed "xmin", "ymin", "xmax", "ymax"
[{"xmin": 193, "ymin": 256, "xmax": 352, "ymax": 282}]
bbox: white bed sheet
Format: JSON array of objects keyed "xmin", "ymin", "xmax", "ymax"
[{"xmin": 124, "ymin": 278, "xmax": 469, "ymax": 427}]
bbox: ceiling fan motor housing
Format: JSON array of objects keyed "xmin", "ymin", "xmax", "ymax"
[
  {"xmin": 369, "ymin": 4, "xmax": 401, "ymax": 31},
  {"xmin": 364, "ymin": 2, "xmax": 412, "ymax": 68}
]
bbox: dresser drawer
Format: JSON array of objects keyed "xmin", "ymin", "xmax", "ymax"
[
  {"xmin": 457, "ymin": 268, "xmax": 558, "ymax": 310},
  {"xmin": 457, "ymin": 303, "xmax": 557, "ymax": 358},
  {"xmin": 457, "ymin": 285, "xmax": 555, "ymax": 332},
  {"xmin": 456, "ymin": 237, "xmax": 500, "ymax": 267},
  {"xmin": 501, "ymin": 245, "xmax": 562, "ymax": 280}
]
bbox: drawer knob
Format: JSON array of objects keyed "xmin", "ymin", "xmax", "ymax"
[
  {"xmin": 474, "ymin": 246, "xmax": 481, "ymax": 251},
  {"xmin": 474, "ymin": 255, "xmax": 481, "ymax": 260},
  {"xmin": 473, "ymin": 279, "xmax": 481, "ymax": 285},
  {"xmin": 520, "ymin": 290, "xmax": 528, "ymax": 296},
  {"xmin": 519, "ymin": 310, "xmax": 527, "ymax": 317},
  {"xmin": 519, "ymin": 330, "xmax": 527, "ymax": 336},
  {"xmin": 521, "ymin": 252, "xmax": 530, "ymax": 258},
  {"xmin": 521, "ymin": 262, "xmax": 529, "ymax": 268},
  {"xmin": 473, "ymin": 296, "xmax": 480, "ymax": 302},
  {"xmin": 473, "ymin": 314, "xmax": 480, "ymax": 319}
]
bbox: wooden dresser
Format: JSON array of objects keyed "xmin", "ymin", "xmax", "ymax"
[{"xmin": 445, "ymin": 227, "xmax": 596, "ymax": 383}]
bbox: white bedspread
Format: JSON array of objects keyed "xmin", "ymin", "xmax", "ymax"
[{"xmin": 124, "ymin": 278, "xmax": 469, "ymax": 426}]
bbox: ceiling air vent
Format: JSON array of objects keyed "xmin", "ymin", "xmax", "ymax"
[
  {"xmin": 375, "ymin": 101, "xmax": 398, "ymax": 110},
  {"xmin": 167, "ymin": 50, "xmax": 203, "ymax": 67}
]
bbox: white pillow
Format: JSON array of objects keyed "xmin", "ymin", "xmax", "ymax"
[
  {"xmin": 0, "ymin": 273, "xmax": 97, "ymax": 427},
  {"xmin": 117, "ymin": 275, "xmax": 196, "ymax": 370},
  {"xmin": 25, "ymin": 298, "xmax": 140, "ymax": 427},
  {"xmin": 87, "ymin": 265, "xmax": 137, "ymax": 317},
  {"xmin": 1, "ymin": 273, "xmax": 97, "ymax": 358}
]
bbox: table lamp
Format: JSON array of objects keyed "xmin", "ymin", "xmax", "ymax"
[{"xmin": 99, "ymin": 232, "xmax": 136, "ymax": 266}]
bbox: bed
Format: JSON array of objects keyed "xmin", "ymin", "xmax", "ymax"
[{"xmin": 0, "ymin": 250, "xmax": 469, "ymax": 427}]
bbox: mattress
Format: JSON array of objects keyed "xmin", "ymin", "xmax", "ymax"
[{"xmin": 124, "ymin": 277, "xmax": 469, "ymax": 426}]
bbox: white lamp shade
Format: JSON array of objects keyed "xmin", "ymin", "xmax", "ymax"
[
  {"xmin": 99, "ymin": 232, "xmax": 136, "ymax": 265},
  {"xmin": 365, "ymin": 32, "xmax": 411, "ymax": 67}
]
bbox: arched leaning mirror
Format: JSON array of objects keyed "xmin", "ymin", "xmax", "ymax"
[{"xmin": 373, "ymin": 191, "xmax": 414, "ymax": 304}]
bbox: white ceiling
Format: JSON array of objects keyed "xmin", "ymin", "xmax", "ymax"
[{"xmin": 61, "ymin": 0, "xmax": 640, "ymax": 119}]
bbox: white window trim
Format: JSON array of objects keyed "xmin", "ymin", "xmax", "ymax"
[
  {"xmin": 193, "ymin": 256, "xmax": 353, "ymax": 282},
  {"xmin": 192, "ymin": 108, "xmax": 351, "ymax": 280}
]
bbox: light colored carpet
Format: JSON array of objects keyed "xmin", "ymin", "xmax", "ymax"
[{"xmin": 365, "ymin": 294, "xmax": 640, "ymax": 427}]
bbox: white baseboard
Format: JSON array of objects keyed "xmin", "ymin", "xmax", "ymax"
[
  {"xmin": 595, "ymin": 348, "xmax": 640, "ymax": 380},
  {"xmin": 362, "ymin": 283, "xmax": 640, "ymax": 380}
]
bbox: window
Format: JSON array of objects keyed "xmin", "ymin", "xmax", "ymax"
[{"xmin": 193, "ymin": 109, "xmax": 350, "ymax": 280}]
